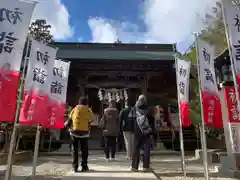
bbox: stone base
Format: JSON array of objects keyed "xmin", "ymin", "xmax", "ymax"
[
  {"xmin": 156, "ymin": 142, "xmax": 166, "ymax": 150},
  {"xmin": 217, "ymin": 155, "xmax": 240, "ymax": 178},
  {"xmin": 0, "ymin": 151, "xmax": 32, "ymax": 165},
  {"xmin": 195, "ymin": 149, "xmax": 220, "ymax": 163},
  {"xmin": 211, "ymin": 151, "xmax": 227, "ymax": 163}
]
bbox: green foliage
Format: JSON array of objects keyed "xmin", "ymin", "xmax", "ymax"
[
  {"xmin": 184, "ymin": 47, "xmax": 197, "ymax": 64},
  {"xmin": 29, "ymin": 19, "xmax": 54, "ymax": 44},
  {"xmin": 181, "ymin": 2, "xmax": 229, "ymax": 127},
  {"xmin": 200, "ymin": 2, "xmax": 227, "ymax": 55},
  {"xmin": 189, "ymin": 79, "xmax": 201, "ymax": 126}
]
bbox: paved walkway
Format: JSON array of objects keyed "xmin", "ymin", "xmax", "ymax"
[
  {"xmin": 0, "ymin": 152, "xmax": 238, "ymax": 180},
  {"xmin": 62, "ymin": 154, "xmax": 157, "ymax": 180}
]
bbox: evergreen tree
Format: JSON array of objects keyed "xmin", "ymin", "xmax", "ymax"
[{"xmin": 29, "ymin": 19, "xmax": 53, "ymax": 44}]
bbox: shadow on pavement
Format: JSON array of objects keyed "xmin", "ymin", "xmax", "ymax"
[{"xmin": 25, "ymin": 175, "xmax": 61, "ymax": 180}]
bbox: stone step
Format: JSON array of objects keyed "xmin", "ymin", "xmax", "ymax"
[
  {"xmin": 40, "ymin": 150, "xmax": 181, "ymax": 157},
  {"xmin": 62, "ymin": 172, "xmax": 157, "ymax": 180}
]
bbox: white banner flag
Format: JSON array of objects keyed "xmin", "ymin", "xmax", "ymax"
[
  {"xmin": 0, "ymin": 0, "xmax": 36, "ymax": 71},
  {"xmin": 43, "ymin": 59, "xmax": 70, "ymax": 129},
  {"xmin": 19, "ymin": 38, "xmax": 58, "ymax": 125},
  {"xmin": 197, "ymin": 39, "xmax": 218, "ymax": 93},
  {"xmin": 221, "ymin": 1, "xmax": 240, "ymax": 74},
  {"xmin": 177, "ymin": 59, "xmax": 191, "ymax": 103},
  {"xmin": 0, "ymin": 0, "xmax": 36, "ymax": 122},
  {"xmin": 24, "ymin": 38, "xmax": 57, "ymax": 93},
  {"xmin": 176, "ymin": 58, "xmax": 191, "ymax": 127},
  {"xmin": 49, "ymin": 59, "xmax": 70, "ymax": 103},
  {"xmin": 196, "ymin": 39, "xmax": 222, "ymax": 128}
]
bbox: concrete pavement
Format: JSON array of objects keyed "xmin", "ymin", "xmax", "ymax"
[
  {"xmin": 0, "ymin": 151, "xmax": 239, "ymax": 180},
  {"xmin": 62, "ymin": 154, "xmax": 157, "ymax": 180}
]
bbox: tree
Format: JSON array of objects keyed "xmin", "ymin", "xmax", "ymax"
[
  {"xmin": 200, "ymin": 2, "xmax": 227, "ymax": 55},
  {"xmin": 29, "ymin": 19, "xmax": 53, "ymax": 44}
]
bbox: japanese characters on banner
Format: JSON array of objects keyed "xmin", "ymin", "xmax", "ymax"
[
  {"xmin": 176, "ymin": 59, "xmax": 191, "ymax": 127},
  {"xmin": 221, "ymin": 1, "xmax": 240, "ymax": 95},
  {"xmin": 231, "ymin": 125, "xmax": 240, "ymax": 153},
  {"xmin": 43, "ymin": 59, "xmax": 70, "ymax": 128},
  {"xmin": 0, "ymin": 0, "xmax": 36, "ymax": 122},
  {"xmin": 223, "ymin": 85, "xmax": 239, "ymax": 123},
  {"xmin": 196, "ymin": 39, "xmax": 223, "ymax": 128},
  {"xmin": 19, "ymin": 38, "xmax": 57, "ymax": 125}
]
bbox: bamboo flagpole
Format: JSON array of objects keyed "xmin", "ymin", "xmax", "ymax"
[
  {"xmin": 5, "ymin": 37, "xmax": 31, "ymax": 180},
  {"xmin": 195, "ymin": 36, "xmax": 210, "ymax": 180},
  {"xmin": 174, "ymin": 58, "xmax": 189, "ymax": 177}
]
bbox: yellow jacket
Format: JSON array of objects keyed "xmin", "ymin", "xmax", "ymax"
[{"xmin": 69, "ymin": 105, "xmax": 94, "ymax": 133}]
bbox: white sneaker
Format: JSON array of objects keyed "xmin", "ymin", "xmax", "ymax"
[
  {"xmin": 110, "ymin": 158, "xmax": 116, "ymax": 161},
  {"xmin": 105, "ymin": 158, "xmax": 110, "ymax": 162}
]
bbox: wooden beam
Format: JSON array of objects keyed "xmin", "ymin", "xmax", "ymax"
[
  {"xmin": 82, "ymin": 81, "xmax": 142, "ymax": 89},
  {"xmin": 72, "ymin": 71, "xmax": 161, "ymax": 77}
]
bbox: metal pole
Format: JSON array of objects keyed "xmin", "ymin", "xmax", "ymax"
[
  {"xmin": 174, "ymin": 56, "xmax": 186, "ymax": 176},
  {"xmin": 48, "ymin": 135, "xmax": 52, "ymax": 152},
  {"xmin": 5, "ymin": 38, "xmax": 30, "ymax": 180},
  {"xmin": 195, "ymin": 36, "xmax": 210, "ymax": 180},
  {"xmin": 32, "ymin": 125, "xmax": 41, "ymax": 177}
]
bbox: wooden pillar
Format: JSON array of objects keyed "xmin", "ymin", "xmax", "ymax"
[
  {"xmin": 77, "ymin": 83, "xmax": 85, "ymax": 101},
  {"xmin": 141, "ymin": 74, "xmax": 148, "ymax": 95}
]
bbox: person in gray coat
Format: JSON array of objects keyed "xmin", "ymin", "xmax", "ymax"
[{"xmin": 99, "ymin": 100, "xmax": 120, "ymax": 161}]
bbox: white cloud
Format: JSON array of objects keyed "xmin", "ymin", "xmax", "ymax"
[
  {"xmin": 88, "ymin": 0, "xmax": 217, "ymax": 51},
  {"xmin": 31, "ymin": 0, "xmax": 73, "ymax": 40},
  {"xmin": 77, "ymin": 36, "xmax": 84, "ymax": 42}
]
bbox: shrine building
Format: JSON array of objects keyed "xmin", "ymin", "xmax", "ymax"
[
  {"xmin": 53, "ymin": 42, "xmax": 176, "ymax": 117},
  {"xmin": 52, "ymin": 42, "xmax": 197, "ymax": 150}
]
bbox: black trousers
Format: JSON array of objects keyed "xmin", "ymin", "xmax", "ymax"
[
  {"xmin": 104, "ymin": 136, "xmax": 117, "ymax": 159},
  {"xmin": 132, "ymin": 135, "xmax": 151, "ymax": 169},
  {"xmin": 71, "ymin": 136, "xmax": 88, "ymax": 169},
  {"xmin": 117, "ymin": 132, "xmax": 125, "ymax": 152}
]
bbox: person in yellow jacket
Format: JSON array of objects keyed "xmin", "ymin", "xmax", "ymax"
[{"xmin": 65, "ymin": 97, "xmax": 94, "ymax": 172}]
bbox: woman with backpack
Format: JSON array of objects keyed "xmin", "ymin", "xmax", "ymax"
[{"xmin": 131, "ymin": 95, "xmax": 155, "ymax": 172}]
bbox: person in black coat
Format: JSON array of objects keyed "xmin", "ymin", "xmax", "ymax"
[
  {"xmin": 119, "ymin": 96, "xmax": 136, "ymax": 159},
  {"xmin": 131, "ymin": 95, "xmax": 155, "ymax": 172}
]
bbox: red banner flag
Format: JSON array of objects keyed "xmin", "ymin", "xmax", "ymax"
[
  {"xmin": 176, "ymin": 58, "xmax": 191, "ymax": 127},
  {"xmin": 196, "ymin": 39, "xmax": 223, "ymax": 128},
  {"xmin": 43, "ymin": 59, "xmax": 70, "ymax": 129},
  {"xmin": 19, "ymin": 38, "xmax": 57, "ymax": 125},
  {"xmin": 0, "ymin": 1, "xmax": 36, "ymax": 122},
  {"xmin": 223, "ymin": 84, "xmax": 239, "ymax": 123}
]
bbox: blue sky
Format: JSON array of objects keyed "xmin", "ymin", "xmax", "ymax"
[
  {"xmin": 62, "ymin": 0, "xmax": 145, "ymax": 42},
  {"xmin": 31, "ymin": 0, "xmax": 218, "ymax": 53}
]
